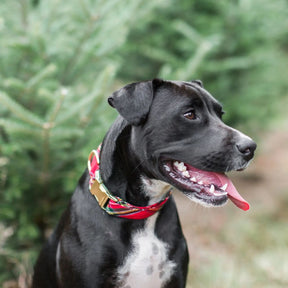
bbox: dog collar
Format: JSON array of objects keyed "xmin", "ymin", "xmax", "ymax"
[{"xmin": 87, "ymin": 144, "xmax": 172, "ymax": 220}]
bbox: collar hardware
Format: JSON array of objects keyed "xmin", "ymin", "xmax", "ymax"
[{"xmin": 90, "ymin": 181, "xmax": 109, "ymax": 208}]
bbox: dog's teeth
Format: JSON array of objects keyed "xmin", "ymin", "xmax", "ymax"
[
  {"xmin": 209, "ymin": 184, "xmax": 215, "ymax": 193},
  {"xmin": 182, "ymin": 171, "xmax": 190, "ymax": 178},
  {"xmin": 174, "ymin": 161, "xmax": 186, "ymax": 172},
  {"xmin": 164, "ymin": 165, "xmax": 171, "ymax": 172},
  {"xmin": 173, "ymin": 161, "xmax": 179, "ymax": 168},
  {"xmin": 213, "ymin": 190, "xmax": 228, "ymax": 196},
  {"xmin": 179, "ymin": 163, "xmax": 186, "ymax": 171},
  {"xmin": 198, "ymin": 181, "xmax": 203, "ymax": 185},
  {"xmin": 220, "ymin": 183, "xmax": 228, "ymax": 191},
  {"xmin": 191, "ymin": 177, "xmax": 197, "ymax": 182}
]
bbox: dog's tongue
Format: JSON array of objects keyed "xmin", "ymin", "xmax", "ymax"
[
  {"xmin": 183, "ymin": 164, "xmax": 250, "ymax": 211},
  {"xmin": 187, "ymin": 165, "xmax": 250, "ymax": 211},
  {"xmin": 214, "ymin": 172, "xmax": 250, "ymax": 211}
]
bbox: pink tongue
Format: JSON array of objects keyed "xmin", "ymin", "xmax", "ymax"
[
  {"xmin": 186, "ymin": 165, "xmax": 250, "ymax": 211},
  {"xmin": 214, "ymin": 172, "xmax": 250, "ymax": 211}
]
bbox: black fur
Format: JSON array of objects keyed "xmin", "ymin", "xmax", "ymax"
[{"xmin": 32, "ymin": 79, "xmax": 256, "ymax": 288}]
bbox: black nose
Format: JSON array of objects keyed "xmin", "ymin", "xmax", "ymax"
[{"xmin": 236, "ymin": 139, "xmax": 257, "ymax": 161}]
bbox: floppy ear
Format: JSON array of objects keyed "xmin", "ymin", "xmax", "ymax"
[
  {"xmin": 108, "ymin": 79, "xmax": 163, "ymax": 125},
  {"xmin": 190, "ymin": 80, "xmax": 204, "ymax": 88}
]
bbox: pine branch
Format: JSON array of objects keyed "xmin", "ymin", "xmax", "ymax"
[
  {"xmin": 82, "ymin": 64, "xmax": 117, "ymax": 126},
  {"xmin": 173, "ymin": 20, "xmax": 203, "ymax": 44},
  {"xmin": 0, "ymin": 119, "xmax": 40, "ymax": 136},
  {"xmin": 51, "ymin": 127, "xmax": 83, "ymax": 139},
  {"xmin": 27, "ymin": 64, "xmax": 57, "ymax": 90},
  {"xmin": 176, "ymin": 38, "xmax": 219, "ymax": 80},
  {"xmin": 171, "ymin": 21, "xmax": 221, "ymax": 80},
  {"xmin": 60, "ymin": 18, "xmax": 96, "ymax": 85},
  {"xmin": 54, "ymin": 93, "xmax": 99, "ymax": 125},
  {"xmin": 41, "ymin": 122, "xmax": 50, "ymax": 191},
  {"xmin": 45, "ymin": 88, "xmax": 67, "ymax": 123},
  {"xmin": 78, "ymin": 0, "xmax": 92, "ymax": 18},
  {"xmin": 19, "ymin": 0, "xmax": 29, "ymax": 30},
  {"xmin": 0, "ymin": 91, "xmax": 43, "ymax": 128},
  {"xmin": 3, "ymin": 78, "xmax": 26, "ymax": 91}
]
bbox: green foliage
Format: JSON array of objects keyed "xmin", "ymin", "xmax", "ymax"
[{"xmin": 119, "ymin": 0, "xmax": 288, "ymax": 129}]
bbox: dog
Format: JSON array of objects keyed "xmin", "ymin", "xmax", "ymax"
[{"xmin": 32, "ymin": 79, "xmax": 256, "ymax": 288}]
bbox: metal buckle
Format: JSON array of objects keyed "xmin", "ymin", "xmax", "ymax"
[{"xmin": 90, "ymin": 181, "xmax": 109, "ymax": 208}]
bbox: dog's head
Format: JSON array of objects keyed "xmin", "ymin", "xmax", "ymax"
[{"xmin": 108, "ymin": 79, "xmax": 256, "ymax": 210}]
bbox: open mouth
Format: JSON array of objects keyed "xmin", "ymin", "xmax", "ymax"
[{"xmin": 161, "ymin": 160, "xmax": 250, "ymax": 211}]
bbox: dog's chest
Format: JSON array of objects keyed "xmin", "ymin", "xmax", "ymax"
[{"xmin": 117, "ymin": 215, "xmax": 176, "ymax": 288}]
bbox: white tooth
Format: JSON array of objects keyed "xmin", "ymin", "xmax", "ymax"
[
  {"xmin": 191, "ymin": 177, "xmax": 197, "ymax": 182},
  {"xmin": 174, "ymin": 161, "xmax": 179, "ymax": 167},
  {"xmin": 164, "ymin": 165, "xmax": 171, "ymax": 172},
  {"xmin": 209, "ymin": 184, "xmax": 215, "ymax": 193},
  {"xmin": 213, "ymin": 190, "xmax": 227, "ymax": 196},
  {"xmin": 178, "ymin": 162, "xmax": 186, "ymax": 171},
  {"xmin": 174, "ymin": 161, "xmax": 186, "ymax": 171},
  {"xmin": 182, "ymin": 171, "xmax": 190, "ymax": 178},
  {"xmin": 198, "ymin": 181, "xmax": 203, "ymax": 185},
  {"xmin": 221, "ymin": 183, "xmax": 228, "ymax": 191}
]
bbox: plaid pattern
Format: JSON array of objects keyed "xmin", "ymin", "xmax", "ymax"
[{"xmin": 88, "ymin": 144, "xmax": 172, "ymax": 220}]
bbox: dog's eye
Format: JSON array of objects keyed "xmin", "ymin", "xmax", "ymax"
[{"xmin": 184, "ymin": 110, "xmax": 197, "ymax": 120}]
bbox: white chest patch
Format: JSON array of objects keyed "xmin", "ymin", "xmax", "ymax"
[{"xmin": 117, "ymin": 215, "xmax": 176, "ymax": 288}]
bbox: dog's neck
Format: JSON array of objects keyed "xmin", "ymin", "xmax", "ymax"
[
  {"xmin": 99, "ymin": 118, "xmax": 170, "ymax": 207},
  {"xmin": 141, "ymin": 177, "xmax": 172, "ymax": 205}
]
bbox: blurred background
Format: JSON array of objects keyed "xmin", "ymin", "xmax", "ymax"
[{"xmin": 0, "ymin": 0, "xmax": 288, "ymax": 287}]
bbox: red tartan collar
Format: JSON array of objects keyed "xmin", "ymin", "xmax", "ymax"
[{"xmin": 87, "ymin": 144, "xmax": 172, "ymax": 220}]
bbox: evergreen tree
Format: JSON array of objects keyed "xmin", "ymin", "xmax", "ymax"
[
  {"xmin": 0, "ymin": 0, "xmax": 165, "ymax": 283},
  {"xmin": 119, "ymin": 0, "xmax": 288, "ymax": 128}
]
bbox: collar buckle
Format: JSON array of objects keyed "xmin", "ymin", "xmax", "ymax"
[{"xmin": 90, "ymin": 181, "xmax": 109, "ymax": 208}]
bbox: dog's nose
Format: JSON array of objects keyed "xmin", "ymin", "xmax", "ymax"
[{"xmin": 236, "ymin": 139, "xmax": 257, "ymax": 161}]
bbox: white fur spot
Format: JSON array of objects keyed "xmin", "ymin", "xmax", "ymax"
[{"xmin": 117, "ymin": 215, "xmax": 176, "ymax": 288}]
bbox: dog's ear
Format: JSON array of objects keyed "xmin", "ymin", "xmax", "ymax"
[
  {"xmin": 108, "ymin": 79, "xmax": 163, "ymax": 125},
  {"xmin": 190, "ymin": 80, "xmax": 203, "ymax": 88}
]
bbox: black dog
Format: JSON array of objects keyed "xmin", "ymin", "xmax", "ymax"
[{"xmin": 32, "ymin": 79, "xmax": 256, "ymax": 288}]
